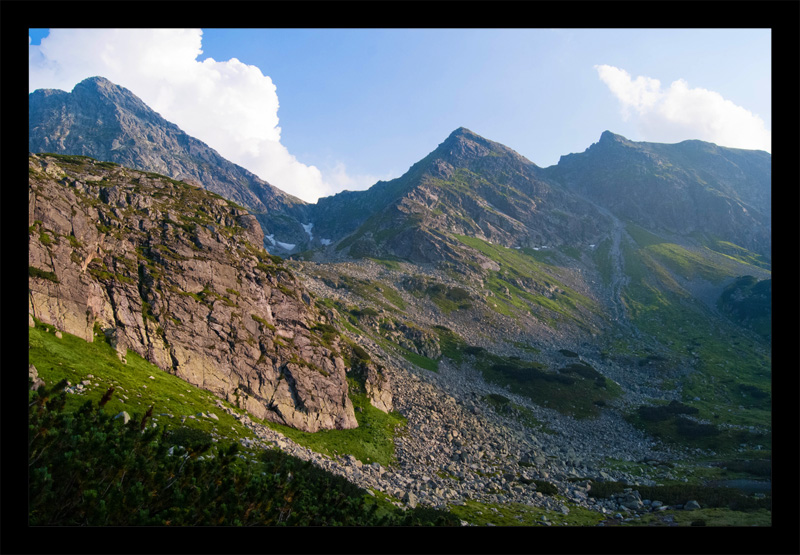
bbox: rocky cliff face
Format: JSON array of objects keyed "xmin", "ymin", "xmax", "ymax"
[
  {"xmin": 29, "ymin": 77, "xmax": 310, "ymax": 252},
  {"xmin": 27, "ymin": 153, "xmax": 394, "ymax": 432}
]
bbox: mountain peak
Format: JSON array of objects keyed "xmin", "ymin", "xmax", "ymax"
[
  {"xmin": 67, "ymin": 75, "xmax": 156, "ymax": 119},
  {"xmin": 77, "ymin": 75, "xmax": 115, "ymax": 87},
  {"xmin": 72, "ymin": 75, "xmax": 128, "ymax": 97},
  {"xmin": 598, "ymin": 130, "xmax": 627, "ymax": 144},
  {"xmin": 435, "ymin": 127, "xmax": 517, "ymax": 165},
  {"xmin": 447, "ymin": 126, "xmax": 478, "ymax": 139}
]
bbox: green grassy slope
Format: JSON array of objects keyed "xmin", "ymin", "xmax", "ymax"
[{"xmin": 616, "ymin": 228, "xmax": 771, "ymax": 452}]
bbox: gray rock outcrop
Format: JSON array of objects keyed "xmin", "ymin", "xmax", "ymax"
[{"xmin": 28, "ymin": 153, "xmax": 357, "ymax": 432}]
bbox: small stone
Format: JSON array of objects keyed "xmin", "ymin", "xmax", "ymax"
[
  {"xmin": 114, "ymin": 411, "xmax": 131, "ymax": 424},
  {"xmin": 684, "ymin": 500, "xmax": 701, "ymax": 511}
]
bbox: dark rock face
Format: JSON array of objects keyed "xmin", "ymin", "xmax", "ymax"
[
  {"xmin": 718, "ymin": 275, "xmax": 771, "ymax": 339},
  {"xmin": 28, "ymin": 153, "xmax": 357, "ymax": 432},
  {"xmin": 29, "ymin": 77, "xmax": 310, "ymax": 250},
  {"xmin": 544, "ymin": 131, "xmax": 771, "ymax": 259}
]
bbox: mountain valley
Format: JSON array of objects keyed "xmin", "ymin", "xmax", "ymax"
[{"xmin": 27, "ymin": 77, "xmax": 772, "ymax": 528}]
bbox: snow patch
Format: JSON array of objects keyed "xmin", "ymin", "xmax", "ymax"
[
  {"xmin": 266, "ymin": 233, "xmax": 295, "ymax": 251},
  {"xmin": 320, "ymin": 239, "xmax": 332, "ymax": 246},
  {"xmin": 302, "ymin": 223, "xmax": 314, "ymax": 241}
]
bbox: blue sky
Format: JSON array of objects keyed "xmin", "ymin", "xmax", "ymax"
[{"xmin": 29, "ymin": 28, "xmax": 771, "ymax": 203}]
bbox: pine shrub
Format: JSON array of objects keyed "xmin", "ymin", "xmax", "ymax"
[{"xmin": 27, "ymin": 380, "xmax": 458, "ymax": 526}]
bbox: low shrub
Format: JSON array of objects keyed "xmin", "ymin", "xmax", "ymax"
[
  {"xmin": 532, "ymin": 479, "xmax": 558, "ymax": 495},
  {"xmin": 588, "ymin": 481, "xmax": 770, "ymax": 512},
  {"xmin": 637, "ymin": 400, "xmax": 699, "ymax": 422},
  {"xmin": 351, "ymin": 307, "xmax": 379, "ymax": 319},
  {"xmin": 27, "ymin": 381, "xmax": 452, "ymax": 526},
  {"xmin": 675, "ymin": 416, "xmax": 720, "ymax": 438},
  {"xmin": 29, "ymin": 266, "xmax": 60, "ymax": 283},
  {"xmin": 398, "ymin": 505, "xmax": 461, "ymax": 526},
  {"xmin": 351, "ymin": 344, "xmax": 371, "ymax": 363}
]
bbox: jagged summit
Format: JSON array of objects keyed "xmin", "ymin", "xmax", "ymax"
[
  {"xmin": 597, "ymin": 129, "xmax": 629, "ymax": 144},
  {"xmin": 72, "ymin": 75, "xmax": 126, "ymax": 95},
  {"xmin": 433, "ymin": 126, "xmax": 537, "ymax": 169},
  {"xmin": 32, "ymin": 76, "xmax": 162, "ymax": 125}
]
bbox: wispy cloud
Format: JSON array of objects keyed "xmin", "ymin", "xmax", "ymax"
[
  {"xmin": 595, "ymin": 64, "xmax": 770, "ymax": 152},
  {"xmin": 28, "ymin": 29, "xmax": 368, "ymax": 202}
]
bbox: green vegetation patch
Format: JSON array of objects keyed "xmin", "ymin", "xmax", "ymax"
[
  {"xmin": 28, "ymin": 319, "xmax": 252, "ymax": 441},
  {"xmin": 28, "ymin": 378, "xmax": 454, "ymax": 526},
  {"xmin": 618, "ymin": 236, "xmax": 771, "ymax": 440},
  {"xmin": 718, "ymin": 275, "xmax": 771, "ymax": 338},
  {"xmin": 319, "ymin": 271, "xmax": 406, "ymax": 312},
  {"xmin": 29, "ymin": 266, "xmax": 60, "ymax": 283},
  {"xmin": 588, "ymin": 480, "xmax": 771, "ymax": 513},
  {"xmin": 454, "ymin": 234, "xmax": 600, "ymax": 326},
  {"xmin": 482, "ymin": 393, "xmax": 548, "ymax": 430},
  {"xmin": 401, "ymin": 275, "xmax": 472, "ymax": 313},
  {"xmin": 628, "ymin": 507, "xmax": 771, "ymax": 527},
  {"xmin": 448, "ymin": 499, "xmax": 604, "ymax": 527},
  {"xmin": 701, "ymin": 238, "xmax": 771, "ymax": 271},
  {"xmin": 458, "ymin": 347, "xmax": 620, "ymax": 419},
  {"xmin": 264, "ymin": 389, "xmax": 407, "ymax": 467},
  {"xmin": 627, "ymin": 406, "xmax": 770, "ymax": 453},
  {"xmin": 591, "ymin": 238, "xmax": 614, "ymax": 286}
]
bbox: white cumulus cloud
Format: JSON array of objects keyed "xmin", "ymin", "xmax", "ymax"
[
  {"xmin": 29, "ymin": 28, "xmax": 357, "ymax": 203},
  {"xmin": 595, "ymin": 64, "xmax": 770, "ymax": 152}
]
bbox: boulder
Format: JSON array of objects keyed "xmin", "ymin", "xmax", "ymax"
[
  {"xmin": 29, "ymin": 364, "xmax": 46, "ymax": 390},
  {"xmin": 618, "ymin": 490, "xmax": 643, "ymax": 510},
  {"xmin": 684, "ymin": 500, "xmax": 701, "ymax": 511},
  {"xmin": 403, "ymin": 491, "xmax": 418, "ymax": 508}
]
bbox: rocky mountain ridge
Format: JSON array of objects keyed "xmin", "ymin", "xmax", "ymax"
[
  {"xmin": 308, "ymin": 127, "xmax": 612, "ymax": 263},
  {"xmin": 544, "ymin": 130, "xmax": 771, "ymax": 258},
  {"xmin": 29, "ymin": 76, "xmax": 311, "ymax": 249},
  {"xmin": 30, "ymin": 78, "xmax": 771, "ymax": 268}
]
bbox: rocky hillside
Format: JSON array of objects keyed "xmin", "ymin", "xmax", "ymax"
[
  {"xmin": 29, "ymin": 77, "xmax": 311, "ymax": 250},
  {"xmin": 28, "ymin": 153, "xmax": 393, "ymax": 432}
]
